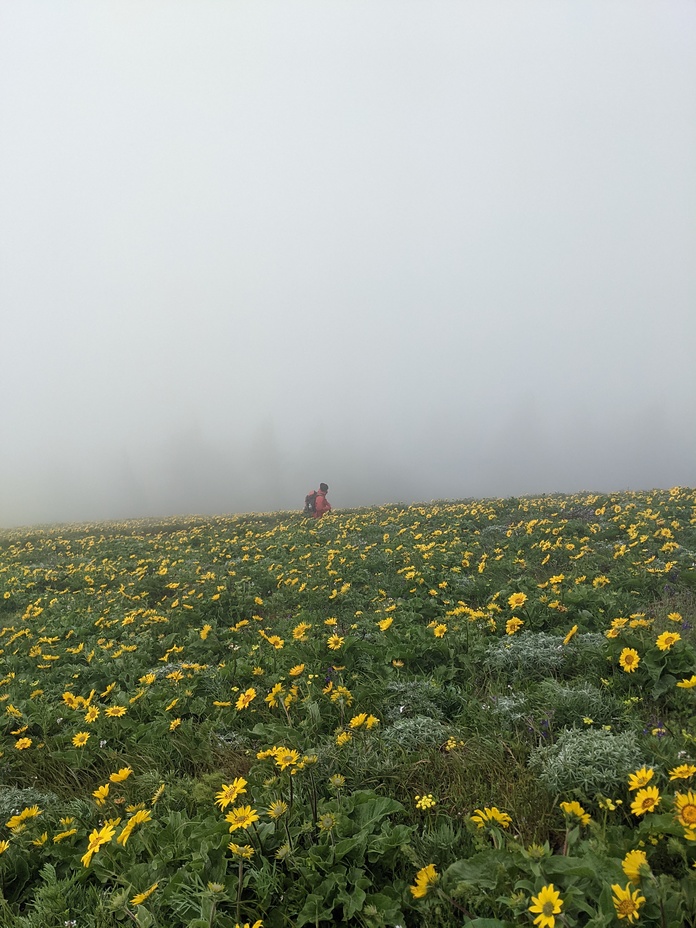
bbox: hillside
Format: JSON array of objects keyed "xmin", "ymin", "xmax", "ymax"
[{"xmin": 0, "ymin": 488, "xmax": 695, "ymax": 927}]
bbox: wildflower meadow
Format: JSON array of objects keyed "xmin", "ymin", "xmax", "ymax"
[{"xmin": 0, "ymin": 488, "xmax": 695, "ymax": 927}]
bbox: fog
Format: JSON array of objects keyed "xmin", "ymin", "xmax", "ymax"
[{"xmin": 1, "ymin": 2, "xmax": 695, "ymax": 527}]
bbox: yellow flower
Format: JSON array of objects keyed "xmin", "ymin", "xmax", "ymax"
[
  {"xmin": 6, "ymin": 806, "xmax": 41, "ymax": 829},
  {"xmin": 409, "ymin": 863, "xmax": 438, "ymax": 899},
  {"xmin": 0, "ymin": 840, "xmax": 9, "ymax": 854},
  {"xmin": 559, "ymin": 800, "xmax": 590, "ymax": 825},
  {"xmin": 264, "ymin": 683, "xmax": 284, "ymax": 708},
  {"xmin": 14, "ymin": 737, "xmax": 32, "ymax": 750},
  {"xmin": 669, "ymin": 764, "xmax": 696, "ymax": 780},
  {"xmin": 215, "ymin": 778, "xmax": 248, "ymax": 810},
  {"xmin": 288, "ymin": 664, "xmax": 305, "ymax": 676},
  {"xmin": 53, "ymin": 828, "xmax": 77, "ymax": 843},
  {"xmin": 105, "ymin": 705, "xmax": 127, "ymax": 717},
  {"xmin": 267, "ymin": 800, "xmax": 288, "ymax": 819},
  {"xmin": 674, "ymin": 790, "xmax": 696, "ymax": 829},
  {"xmin": 529, "ymin": 883, "xmax": 563, "ymax": 928},
  {"xmin": 292, "ymin": 622, "xmax": 312, "ymax": 640},
  {"xmin": 433, "ymin": 624, "xmax": 447, "ymax": 638},
  {"xmin": 349, "ymin": 713, "xmax": 367, "ymax": 729},
  {"xmin": 667, "ymin": 612, "xmax": 682, "ymax": 623},
  {"xmin": 225, "ymin": 805, "xmax": 260, "ymax": 833},
  {"xmin": 236, "ymin": 688, "xmax": 257, "ymax": 710},
  {"xmin": 228, "ymin": 842, "xmax": 255, "ymax": 858},
  {"xmin": 84, "ymin": 706, "xmax": 99, "ymax": 723},
  {"xmin": 622, "ymin": 849, "xmax": 649, "ymax": 883},
  {"xmin": 415, "ymin": 794, "xmax": 437, "ymax": 810},
  {"xmin": 676, "ymin": 675, "xmax": 696, "ymax": 688},
  {"xmin": 627, "ymin": 766, "xmax": 654, "ymax": 792},
  {"xmin": 656, "ymin": 631, "xmax": 681, "ymax": 651},
  {"xmin": 506, "ymin": 617, "xmax": 524, "ymax": 635},
  {"xmin": 630, "ymin": 785, "xmax": 661, "ymax": 816},
  {"xmin": 611, "ymin": 883, "xmax": 646, "ymax": 923},
  {"xmin": 563, "ymin": 625, "xmax": 578, "ymax": 645},
  {"xmin": 336, "ymin": 731, "xmax": 352, "ymax": 746},
  {"xmin": 169, "ymin": 718, "xmax": 181, "ymax": 731},
  {"xmin": 117, "ymin": 809, "xmax": 152, "ymax": 846},
  {"xmin": 619, "ymin": 648, "xmax": 640, "ymax": 673},
  {"xmin": 130, "ymin": 882, "xmax": 159, "ymax": 906},
  {"xmin": 470, "ymin": 807, "xmax": 512, "ymax": 829},
  {"xmin": 110, "ymin": 766, "xmax": 133, "ymax": 783},
  {"xmin": 274, "ymin": 747, "xmax": 300, "ymax": 770},
  {"xmin": 81, "ymin": 823, "xmax": 116, "ymax": 867},
  {"xmin": 93, "ymin": 784, "xmax": 109, "ymax": 805},
  {"xmin": 508, "ymin": 592, "xmax": 527, "ymax": 610},
  {"xmin": 327, "ymin": 634, "xmax": 344, "ymax": 650}
]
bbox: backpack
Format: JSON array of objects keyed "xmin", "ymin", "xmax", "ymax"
[{"xmin": 303, "ymin": 491, "xmax": 317, "ymax": 515}]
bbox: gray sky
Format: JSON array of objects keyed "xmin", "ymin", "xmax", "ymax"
[{"xmin": 1, "ymin": 1, "xmax": 695, "ymax": 526}]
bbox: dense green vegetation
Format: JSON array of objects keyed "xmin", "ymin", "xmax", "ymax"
[{"xmin": 0, "ymin": 487, "xmax": 695, "ymax": 927}]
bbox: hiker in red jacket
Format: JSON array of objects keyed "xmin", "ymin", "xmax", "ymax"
[{"xmin": 314, "ymin": 483, "xmax": 331, "ymax": 518}]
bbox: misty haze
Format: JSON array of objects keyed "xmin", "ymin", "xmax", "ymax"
[{"xmin": 1, "ymin": 2, "xmax": 695, "ymax": 527}]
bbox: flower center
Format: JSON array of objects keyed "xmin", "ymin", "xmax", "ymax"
[
  {"xmin": 542, "ymin": 901, "xmax": 555, "ymax": 916},
  {"xmin": 617, "ymin": 900, "xmax": 637, "ymax": 916},
  {"xmin": 682, "ymin": 804, "xmax": 696, "ymax": 824}
]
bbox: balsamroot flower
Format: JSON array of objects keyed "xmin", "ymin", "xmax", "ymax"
[
  {"xmin": 611, "ymin": 883, "xmax": 646, "ymax": 923},
  {"xmin": 627, "ymin": 767, "xmax": 654, "ymax": 792},
  {"xmin": 470, "ymin": 807, "xmax": 512, "ymax": 829},
  {"xmin": 630, "ymin": 786, "xmax": 661, "ymax": 817},
  {"xmin": 81, "ymin": 823, "xmax": 116, "ymax": 867},
  {"xmin": 656, "ymin": 631, "xmax": 681, "ymax": 651},
  {"xmin": 109, "ymin": 767, "xmax": 133, "ymax": 783},
  {"xmin": 409, "ymin": 863, "xmax": 438, "ymax": 899},
  {"xmin": 117, "ymin": 809, "xmax": 152, "ymax": 846},
  {"xmin": 130, "ymin": 882, "xmax": 159, "ymax": 906},
  {"xmin": 528, "ymin": 883, "xmax": 563, "ymax": 928},
  {"xmin": 225, "ymin": 805, "xmax": 260, "ymax": 833},
  {"xmin": 622, "ymin": 849, "xmax": 649, "ymax": 883},
  {"xmin": 674, "ymin": 790, "xmax": 696, "ymax": 830},
  {"xmin": 669, "ymin": 764, "xmax": 696, "ymax": 780},
  {"xmin": 559, "ymin": 800, "xmax": 590, "ymax": 825},
  {"xmin": 215, "ymin": 778, "xmax": 248, "ymax": 810},
  {"xmin": 619, "ymin": 648, "xmax": 640, "ymax": 672}
]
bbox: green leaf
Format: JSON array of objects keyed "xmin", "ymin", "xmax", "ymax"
[
  {"xmin": 541, "ymin": 856, "xmax": 599, "ymax": 879},
  {"xmin": 444, "ymin": 851, "xmax": 508, "ymax": 890},
  {"xmin": 294, "ymin": 892, "xmax": 335, "ymax": 926},
  {"xmin": 338, "ymin": 883, "xmax": 367, "ymax": 918}
]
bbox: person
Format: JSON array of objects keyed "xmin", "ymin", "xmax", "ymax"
[{"xmin": 313, "ymin": 482, "xmax": 331, "ymax": 518}]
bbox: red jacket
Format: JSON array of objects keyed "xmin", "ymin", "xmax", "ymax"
[{"xmin": 314, "ymin": 490, "xmax": 331, "ymax": 518}]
